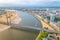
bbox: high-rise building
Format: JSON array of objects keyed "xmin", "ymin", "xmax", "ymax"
[{"xmin": 50, "ymin": 13, "xmax": 56, "ymax": 22}]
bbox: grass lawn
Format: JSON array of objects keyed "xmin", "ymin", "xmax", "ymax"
[{"xmin": 36, "ymin": 32, "xmax": 49, "ymax": 40}]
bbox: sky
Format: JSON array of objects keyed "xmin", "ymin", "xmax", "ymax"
[{"xmin": 0, "ymin": 0, "xmax": 60, "ymax": 7}]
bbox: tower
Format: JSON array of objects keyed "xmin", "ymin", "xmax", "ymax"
[{"xmin": 50, "ymin": 11, "xmax": 56, "ymax": 23}]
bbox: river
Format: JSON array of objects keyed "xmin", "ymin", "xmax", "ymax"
[{"xmin": 0, "ymin": 11, "xmax": 42, "ymax": 40}]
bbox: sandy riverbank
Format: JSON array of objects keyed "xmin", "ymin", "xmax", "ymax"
[{"xmin": 0, "ymin": 10, "xmax": 21, "ymax": 32}]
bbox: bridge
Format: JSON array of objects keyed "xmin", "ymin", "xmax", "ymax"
[
  {"xmin": 0, "ymin": 21, "xmax": 60, "ymax": 34},
  {"xmin": 0, "ymin": 11, "xmax": 60, "ymax": 34},
  {"xmin": 26, "ymin": 12, "xmax": 60, "ymax": 40},
  {"xmin": 23, "ymin": 11, "xmax": 60, "ymax": 34},
  {"xmin": 0, "ymin": 10, "xmax": 60, "ymax": 34},
  {"xmin": 0, "ymin": 10, "xmax": 60, "ymax": 40}
]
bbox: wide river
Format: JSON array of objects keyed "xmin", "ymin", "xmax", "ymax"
[{"xmin": 0, "ymin": 11, "xmax": 42, "ymax": 40}]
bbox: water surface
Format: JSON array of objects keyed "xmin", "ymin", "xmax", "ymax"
[{"xmin": 0, "ymin": 11, "xmax": 41, "ymax": 40}]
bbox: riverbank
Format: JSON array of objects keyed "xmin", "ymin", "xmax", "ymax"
[
  {"xmin": 0, "ymin": 9, "xmax": 21, "ymax": 32},
  {"xmin": 0, "ymin": 10, "xmax": 42, "ymax": 40},
  {"xmin": 0, "ymin": 24, "xmax": 10, "ymax": 32},
  {"xmin": 11, "ymin": 12, "xmax": 22, "ymax": 24}
]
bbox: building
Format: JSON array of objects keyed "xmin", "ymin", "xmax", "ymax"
[
  {"xmin": 43, "ymin": 38, "xmax": 48, "ymax": 40},
  {"xmin": 50, "ymin": 13, "xmax": 56, "ymax": 22}
]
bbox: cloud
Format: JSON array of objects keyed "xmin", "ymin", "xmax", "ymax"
[
  {"xmin": 0, "ymin": 0, "xmax": 59, "ymax": 4},
  {"xmin": 0, "ymin": 0, "xmax": 60, "ymax": 7},
  {"xmin": 0, "ymin": 0, "xmax": 43, "ymax": 5}
]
